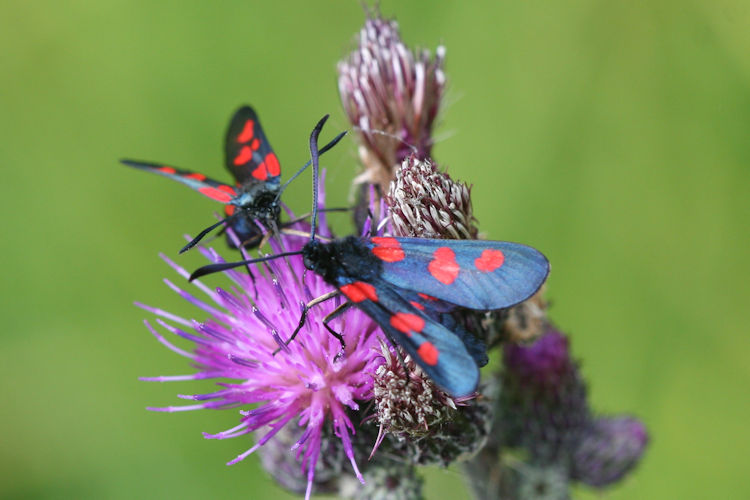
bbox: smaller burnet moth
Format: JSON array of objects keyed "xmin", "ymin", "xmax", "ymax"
[{"xmin": 122, "ymin": 105, "xmax": 345, "ymax": 253}]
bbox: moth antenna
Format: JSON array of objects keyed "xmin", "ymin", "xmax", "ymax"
[
  {"xmin": 189, "ymin": 250, "xmax": 303, "ymax": 281},
  {"xmin": 274, "ymin": 130, "xmax": 348, "ymax": 202},
  {"xmin": 308, "ymin": 114, "xmax": 328, "ymax": 242},
  {"xmin": 180, "ymin": 215, "xmax": 235, "ymax": 254}
]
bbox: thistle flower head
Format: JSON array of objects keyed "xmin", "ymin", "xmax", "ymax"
[
  {"xmin": 138, "ymin": 195, "xmax": 383, "ymax": 499},
  {"xmin": 371, "ymin": 342, "xmax": 492, "ymax": 467},
  {"xmin": 373, "ymin": 341, "xmax": 459, "ymax": 437},
  {"xmin": 500, "ymin": 327, "xmax": 648, "ymax": 490},
  {"xmin": 500, "ymin": 327, "xmax": 590, "ymax": 462},
  {"xmin": 501, "ymin": 289, "xmax": 548, "ymax": 343},
  {"xmin": 387, "ymin": 155, "xmax": 478, "ymax": 239},
  {"xmin": 514, "ymin": 464, "xmax": 571, "ymax": 500},
  {"xmin": 339, "ymin": 462, "xmax": 423, "ymax": 500},
  {"xmin": 571, "ymin": 415, "xmax": 649, "ymax": 488},
  {"xmin": 258, "ymin": 423, "xmax": 346, "ymax": 495},
  {"xmin": 503, "ymin": 326, "xmax": 579, "ymax": 393},
  {"xmin": 338, "ymin": 13, "xmax": 445, "ymax": 192}
]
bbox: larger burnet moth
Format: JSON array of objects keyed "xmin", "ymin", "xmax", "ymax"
[{"xmin": 189, "ymin": 115, "xmax": 550, "ymax": 397}]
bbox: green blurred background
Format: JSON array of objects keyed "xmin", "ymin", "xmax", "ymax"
[{"xmin": 1, "ymin": 1, "xmax": 748, "ymax": 498}]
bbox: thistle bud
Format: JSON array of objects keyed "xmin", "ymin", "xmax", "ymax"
[
  {"xmin": 387, "ymin": 155, "xmax": 478, "ymax": 239},
  {"xmin": 500, "ymin": 327, "xmax": 590, "ymax": 463},
  {"xmin": 258, "ymin": 424, "xmax": 344, "ymax": 496},
  {"xmin": 514, "ymin": 464, "xmax": 570, "ymax": 500},
  {"xmin": 340, "ymin": 463, "xmax": 423, "ymax": 500},
  {"xmin": 372, "ymin": 343, "xmax": 491, "ymax": 466},
  {"xmin": 500, "ymin": 327, "xmax": 649, "ymax": 490},
  {"xmin": 571, "ymin": 415, "xmax": 649, "ymax": 487}
]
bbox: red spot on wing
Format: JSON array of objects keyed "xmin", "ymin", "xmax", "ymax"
[
  {"xmin": 184, "ymin": 172, "xmax": 206, "ymax": 181},
  {"xmin": 475, "ymin": 249, "xmax": 505, "ymax": 272},
  {"xmin": 418, "ymin": 293, "xmax": 438, "ymax": 301},
  {"xmin": 428, "ymin": 247, "xmax": 460, "ymax": 285},
  {"xmin": 409, "ymin": 301, "xmax": 425, "ymax": 311},
  {"xmin": 250, "ymin": 138, "xmax": 260, "ymax": 151},
  {"xmin": 159, "ymin": 166, "xmax": 177, "ymax": 174},
  {"xmin": 217, "ymin": 185, "xmax": 237, "ymax": 195},
  {"xmin": 251, "ymin": 164, "xmax": 268, "ymax": 181},
  {"xmin": 371, "ymin": 237, "xmax": 405, "ymax": 262},
  {"xmin": 417, "ymin": 342, "xmax": 439, "ymax": 366},
  {"xmin": 237, "ymin": 119, "xmax": 255, "ymax": 143},
  {"xmin": 264, "ymin": 153, "xmax": 280, "ymax": 177},
  {"xmin": 198, "ymin": 186, "xmax": 234, "ymax": 203},
  {"xmin": 234, "ymin": 146, "xmax": 253, "ymax": 166},
  {"xmin": 390, "ymin": 312, "xmax": 425, "ymax": 335},
  {"xmin": 224, "ymin": 205, "xmax": 236, "ymax": 216},
  {"xmin": 340, "ymin": 282, "xmax": 378, "ymax": 303}
]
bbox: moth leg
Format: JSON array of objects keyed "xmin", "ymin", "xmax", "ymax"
[
  {"xmin": 280, "ymin": 228, "xmax": 332, "ymax": 243},
  {"xmin": 321, "ymin": 302, "xmax": 353, "ymax": 360},
  {"xmin": 282, "ymin": 206, "xmax": 352, "ymax": 227},
  {"xmin": 237, "ymin": 232, "xmax": 263, "ymax": 249},
  {"xmin": 253, "ymin": 228, "xmax": 273, "ymax": 251},
  {"xmin": 275, "ymin": 290, "xmax": 340, "ymax": 355},
  {"xmin": 237, "ymin": 219, "xmax": 270, "ymax": 250}
]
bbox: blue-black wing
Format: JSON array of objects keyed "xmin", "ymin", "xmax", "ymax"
[
  {"xmin": 224, "ymin": 106, "xmax": 281, "ymax": 186},
  {"xmin": 366, "ymin": 237, "xmax": 549, "ymax": 310},
  {"xmin": 121, "ymin": 160, "xmax": 238, "ymax": 203},
  {"xmin": 337, "ymin": 278, "xmax": 480, "ymax": 397}
]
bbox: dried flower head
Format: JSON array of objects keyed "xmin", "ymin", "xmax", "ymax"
[
  {"xmin": 501, "ymin": 289, "xmax": 548, "ymax": 343},
  {"xmin": 338, "ymin": 13, "xmax": 445, "ymax": 192},
  {"xmin": 387, "ymin": 155, "xmax": 478, "ymax": 239},
  {"xmin": 138, "ymin": 208, "xmax": 384, "ymax": 500}
]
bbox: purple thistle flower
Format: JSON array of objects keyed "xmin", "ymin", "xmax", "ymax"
[
  {"xmin": 338, "ymin": 12, "xmax": 446, "ymax": 194},
  {"xmin": 500, "ymin": 326, "xmax": 649, "ymax": 491},
  {"xmin": 387, "ymin": 155, "xmax": 478, "ymax": 240},
  {"xmin": 571, "ymin": 415, "xmax": 649, "ymax": 488},
  {"xmin": 138, "ymin": 192, "xmax": 384, "ymax": 499},
  {"xmin": 500, "ymin": 327, "xmax": 592, "ymax": 463}
]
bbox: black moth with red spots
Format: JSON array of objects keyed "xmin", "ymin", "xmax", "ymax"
[
  {"xmin": 122, "ymin": 106, "xmax": 345, "ymax": 252},
  {"xmin": 301, "ymin": 235, "xmax": 548, "ymax": 396},
  {"xmin": 190, "ymin": 115, "xmax": 550, "ymax": 397}
]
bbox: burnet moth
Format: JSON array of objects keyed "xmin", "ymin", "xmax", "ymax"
[
  {"xmin": 189, "ymin": 115, "xmax": 550, "ymax": 397},
  {"xmin": 122, "ymin": 106, "xmax": 345, "ymax": 253}
]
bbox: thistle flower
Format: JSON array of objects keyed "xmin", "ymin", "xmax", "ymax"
[
  {"xmin": 370, "ymin": 341, "xmax": 491, "ymax": 467},
  {"xmin": 571, "ymin": 415, "xmax": 649, "ymax": 488},
  {"xmin": 338, "ymin": 13, "xmax": 446, "ymax": 193},
  {"xmin": 500, "ymin": 327, "xmax": 591, "ymax": 462},
  {"xmin": 514, "ymin": 463, "xmax": 570, "ymax": 500},
  {"xmin": 138, "ymin": 202, "xmax": 384, "ymax": 500},
  {"xmin": 500, "ymin": 327, "xmax": 648, "ymax": 490},
  {"xmin": 340, "ymin": 462, "xmax": 423, "ymax": 500},
  {"xmin": 258, "ymin": 423, "xmax": 346, "ymax": 495},
  {"xmin": 387, "ymin": 155, "xmax": 478, "ymax": 239},
  {"xmin": 373, "ymin": 341, "xmax": 459, "ymax": 438}
]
